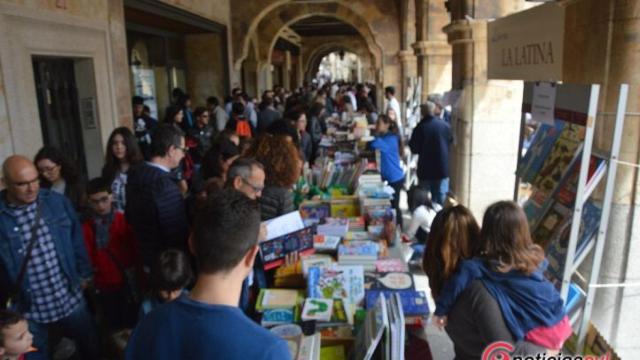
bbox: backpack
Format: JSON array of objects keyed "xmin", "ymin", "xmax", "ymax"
[{"xmin": 236, "ymin": 119, "xmax": 252, "ymax": 138}]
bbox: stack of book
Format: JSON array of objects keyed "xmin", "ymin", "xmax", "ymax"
[
  {"xmin": 337, "ymin": 242, "xmax": 379, "ymax": 270},
  {"xmin": 364, "ymin": 271, "xmax": 429, "ymax": 326},
  {"xmin": 256, "ymin": 289, "xmax": 305, "ymax": 327},
  {"xmin": 313, "ymin": 235, "xmax": 341, "ymax": 253},
  {"xmin": 317, "ymin": 218, "xmax": 349, "ymax": 238},
  {"xmin": 301, "ymin": 298, "xmax": 352, "ymax": 329},
  {"xmin": 307, "ymin": 265, "xmax": 365, "ymax": 308},
  {"xmin": 347, "ymin": 217, "xmax": 366, "ymax": 232},
  {"xmin": 330, "ymin": 196, "xmax": 360, "ymax": 218}
]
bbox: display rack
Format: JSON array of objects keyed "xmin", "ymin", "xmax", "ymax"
[{"xmin": 514, "ymin": 83, "xmax": 628, "ymax": 350}]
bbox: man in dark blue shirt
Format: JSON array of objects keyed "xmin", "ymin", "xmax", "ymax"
[
  {"xmin": 409, "ymin": 102, "xmax": 453, "ymax": 205},
  {"xmin": 125, "ymin": 190, "xmax": 291, "ymax": 360}
]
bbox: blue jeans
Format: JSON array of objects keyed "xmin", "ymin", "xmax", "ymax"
[
  {"xmin": 27, "ymin": 300, "xmax": 99, "ymax": 360},
  {"xmin": 419, "ymin": 178, "xmax": 449, "ymax": 205}
]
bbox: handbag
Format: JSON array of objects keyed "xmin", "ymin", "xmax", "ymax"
[
  {"xmin": 104, "ymin": 248, "xmax": 140, "ymax": 304},
  {"xmin": 5, "ymin": 207, "xmax": 41, "ymax": 309}
]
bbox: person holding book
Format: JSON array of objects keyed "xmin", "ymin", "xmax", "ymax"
[
  {"xmin": 370, "ymin": 114, "xmax": 405, "ymax": 226},
  {"xmin": 424, "ymin": 203, "xmax": 570, "ymax": 359},
  {"xmin": 0, "ymin": 310, "xmax": 34, "ymax": 360},
  {"xmin": 126, "ymin": 190, "xmax": 291, "ymax": 360},
  {"xmin": 82, "ymin": 177, "xmax": 140, "ymax": 331}
]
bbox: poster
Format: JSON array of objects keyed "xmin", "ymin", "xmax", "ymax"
[
  {"xmin": 132, "ymin": 67, "xmax": 159, "ymax": 120},
  {"xmin": 531, "ymin": 82, "xmax": 557, "ymax": 125}
]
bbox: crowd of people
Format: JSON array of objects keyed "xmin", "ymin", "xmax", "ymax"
[{"xmin": 0, "ymin": 81, "xmax": 569, "ymax": 360}]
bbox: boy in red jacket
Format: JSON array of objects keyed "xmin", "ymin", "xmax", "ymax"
[{"xmin": 83, "ymin": 177, "xmax": 140, "ymax": 331}]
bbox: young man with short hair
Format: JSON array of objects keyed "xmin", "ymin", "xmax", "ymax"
[{"xmin": 125, "ymin": 190, "xmax": 291, "ymax": 359}]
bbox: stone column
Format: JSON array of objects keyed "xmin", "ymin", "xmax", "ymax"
[
  {"xmin": 283, "ymin": 50, "xmax": 291, "ymax": 91},
  {"xmin": 257, "ymin": 61, "xmax": 272, "ymax": 96},
  {"xmin": 412, "ymin": 40, "xmax": 452, "ymax": 99},
  {"xmin": 444, "ymin": 18, "xmax": 523, "ymax": 217},
  {"xmin": 107, "ymin": 0, "xmax": 133, "ymax": 127}
]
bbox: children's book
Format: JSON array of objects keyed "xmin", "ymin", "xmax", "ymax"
[
  {"xmin": 301, "ymin": 255, "xmax": 333, "ymax": 277},
  {"xmin": 337, "ymin": 242, "xmax": 379, "ymax": 261},
  {"xmin": 364, "ymin": 271, "xmax": 415, "ymax": 291},
  {"xmin": 259, "ymin": 289, "xmax": 302, "ymax": 310},
  {"xmin": 533, "ymin": 123, "xmax": 585, "ymax": 195},
  {"xmin": 531, "ymin": 202, "xmax": 572, "ymax": 248},
  {"xmin": 375, "ymin": 259, "xmax": 408, "ymax": 273},
  {"xmin": 313, "ymin": 235, "xmax": 342, "ymax": 252},
  {"xmin": 330, "ymin": 197, "xmax": 360, "ymax": 218},
  {"xmin": 299, "ymin": 201, "xmax": 331, "ymax": 221},
  {"xmin": 259, "ymin": 226, "xmax": 316, "ymax": 270},
  {"xmin": 518, "ymin": 120, "xmax": 566, "ymax": 183},
  {"xmin": 316, "ymin": 218, "xmax": 349, "ymax": 237},
  {"xmin": 307, "ymin": 265, "xmax": 365, "ymax": 306},
  {"xmin": 261, "ymin": 308, "xmax": 297, "ymax": 327},
  {"xmin": 301, "ymin": 298, "xmax": 334, "ymax": 322}
]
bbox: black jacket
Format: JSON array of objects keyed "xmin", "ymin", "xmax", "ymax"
[
  {"xmin": 125, "ymin": 163, "xmax": 188, "ymax": 267},
  {"xmin": 409, "ymin": 116, "xmax": 452, "ymax": 181},
  {"xmin": 257, "ymin": 107, "xmax": 282, "ymax": 134},
  {"xmin": 259, "ymin": 186, "xmax": 294, "ymax": 221}
]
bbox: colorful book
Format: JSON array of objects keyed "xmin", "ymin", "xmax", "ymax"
[
  {"xmin": 531, "ymin": 202, "xmax": 572, "ymax": 248},
  {"xmin": 261, "ymin": 308, "xmax": 297, "ymax": 327},
  {"xmin": 307, "ymin": 265, "xmax": 365, "ymax": 306},
  {"xmin": 330, "ymin": 197, "xmax": 360, "ymax": 218},
  {"xmin": 313, "ymin": 235, "xmax": 342, "ymax": 252},
  {"xmin": 338, "ymin": 243, "xmax": 379, "ymax": 261},
  {"xmin": 301, "ymin": 254, "xmax": 333, "ymax": 277},
  {"xmin": 533, "ymin": 123, "xmax": 585, "ymax": 195},
  {"xmin": 364, "ymin": 271, "xmax": 415, "ymax": 291},
  {"xmin": 301, "ymin": 298, "xmax": 334, "ymax": 322},
  {"xmin": 259, "ymin": 226, "xmax": 315, "ymax": 270},
  {"xmin": 518, "ymin": 121, "xmax": 566, "ymax": 183},
  {"xmin": 375, "ymin": 259, "xmax": 408, "ymax": 273},
  {"xmin": 317, "ymin": 218, "xmax": 349, "ymax": 237},
  {"xmin": 320, "ymin": 346, "xmax": 346, "ymax": 360},
  {"xmin": 299, "ymin": 201, "xmax": 331, "ymax": 220},
  {"xmin": 365, "ymin": 290, "xmax": 429, "ymax": 317}
]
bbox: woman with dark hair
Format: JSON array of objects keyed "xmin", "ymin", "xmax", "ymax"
[
  {"xmin": 101, "ymin": 127, "xmax": 144, "ymax": 212},
  {"xmin": 34, "ymin": 146, "xmax": 85, "ymax": 211},
  {"xmin": 245, "ymin": 134, "xmax": 301, "ymax": 221},
  {"xmin": 370, "ymin": 114, "xmax": 405, "ymax": 225},
  {"xmin": 200, "ymin": 138, "xmax": 240, "ymax": 185},
  {"xmin": 427, "ymin": 202, "xmax": 571, "ymax": 359},
  {"xmin": 163, "ymin": 105, "xmax": 184, "ymax": 127},
  {"xmin": 401, "ymin": 187, "xmax": 441, "ymax": 243}
]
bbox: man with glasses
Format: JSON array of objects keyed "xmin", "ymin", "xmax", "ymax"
[
  {"xmin": 0, "ymin": 155, "xmax": 99, "ymax": 359},
  {"xmin": 126, "ymin": 124, "xmax": 189, "ymax": 269}
]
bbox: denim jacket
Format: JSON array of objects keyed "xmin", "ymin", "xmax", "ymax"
[{"xmin": 0, "ymin": 189, "xmax": 92, "ymax": 311}]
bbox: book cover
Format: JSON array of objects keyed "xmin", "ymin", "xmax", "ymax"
[
  {"xmin": 330, "ymin": 197, "xmax": 360, "ymax": 218},
  {"xmin": 365, "ymin": 290, "xmax": 429, "ymax": 317},
  {"xmin": 531, "ymin": 202, "xmax": 572, "ymax": 248},
  {"xmin": 320, "ymin": 346, "xmax": 346, "ymax": 360},
  {"xmin": 307, "ymin": 265, "xmax": 365, "ymax": 306},
  {"xmin": 523, "ymin": 188, "xmax": 552, "ymax": 229},
  {"xmin": 301, "ymin": 298, "xmax": 334, "ymax": 322},
  {"xmin": 533, "ymin": 123, "xmax": 585, "ymax": 195},
  {"xmin": 260, "ymin": 289, "xmax": 301, "ymax": 310},
  {"xmin": 316, "ymin": 218, "xmax": 349, "ymax": 237},
  {"xmin": 301, "ymin": 255, "xmax": 333, "ymax": 277},
  {"xmin": 518, "ymin": 121, "xmax": 566, "ymax": 183},
  {"xmin": 313, "ymin": 235, "xmax": 342, "ymax": 252},
  {"xmin": 299, "ymin": 201, "xmax": 331, "ymax": 220},
  {"xmin": 545, "ymin": 201, "xmax": 601, "ymax": 282},
  {"xmin": 554, "ymin": 154, "xmax": 606, "ymax": 208},
  {"xmin": 375, "ymin": 259, "xmax": 408, "ymax": 273},
  {"xmin": 259, "ymin": 226, "xmax": 316, "ymax": 270},
  {"xmin": 364, "ymin": 271, "xmax": 415, "ymax": 291},
  {"xmin": 262, "ymin": 308, "xmax": 297, "ymax": 327},
  {"xmin": 338, "ymin": 243, "xmax": 379, "ymax": 259}
]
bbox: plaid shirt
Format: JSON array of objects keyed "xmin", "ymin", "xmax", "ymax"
[{"xmin": 9, "ymin": 201, "xmax": 82, "ymax": 323}]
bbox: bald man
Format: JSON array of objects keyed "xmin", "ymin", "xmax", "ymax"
[{"xmin": 1, "ymin": 155, "xmax": 98, "ymax": 359}]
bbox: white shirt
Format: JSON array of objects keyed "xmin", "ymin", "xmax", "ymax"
[
  {"xmin": 406, "ymin": 204, "xmax": 442, "ymax": 239},
  {"xmin": 146, "ymin": 161, "xmax": 170, "ymax": 173},
  {"xmin": 214, "ymin": 105, "xmax": 228, "ymax": 132},
  {"xmin": 386, "ymin": 97, "xmax": 401, "ymax": 120}
]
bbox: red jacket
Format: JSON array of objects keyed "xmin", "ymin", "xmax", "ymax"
[{"xmin": 82, "ymin": 212, "xmax": 139, "ymax": 291}]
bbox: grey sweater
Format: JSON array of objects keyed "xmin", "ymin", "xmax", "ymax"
[{"xmin": 445, "ymin": 280, "xmax": 548, "ymax": 360}]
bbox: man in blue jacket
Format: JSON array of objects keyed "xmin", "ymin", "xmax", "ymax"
[
  {"xmin": 0, "ymin": 155, "xmax": 98, "ymax": 359},
  {"xmin": 409, "ymin": 101, "xmax": 453, "ymax": 205},
  {"xmin": 126, "ymin": 124, "xmax": 188, "ymax": 269}
]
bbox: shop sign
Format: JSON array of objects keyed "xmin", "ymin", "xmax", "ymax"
[{"xmin": 488, "ymin": 3, "xmax": 565, "ymax": 81}]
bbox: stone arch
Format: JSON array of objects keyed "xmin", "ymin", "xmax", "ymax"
[
  {"xmin": 303, "ymin": 41, "xmax": 373, "ymax": 83},
  {"xmin": 234, "ymin": 2, "xmax": 385, "ymax": 72}
]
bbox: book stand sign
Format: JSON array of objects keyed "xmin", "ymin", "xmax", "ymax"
[{"xmin": 514, "ymin": 81, "xmax": 628, "ymax": 350}]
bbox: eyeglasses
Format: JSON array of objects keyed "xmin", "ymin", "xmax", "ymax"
[
  {"xmin": 38, "ymin": 164, "xmax": 59, "ymax": 174},
  {"xmin": 242, "ymin": 178, "xmax": 264, "ymax": 194}
]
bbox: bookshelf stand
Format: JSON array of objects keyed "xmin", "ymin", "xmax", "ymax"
[{"xmin": 514, "ymin": 83, "xmax": 629, "ymax": 351}]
